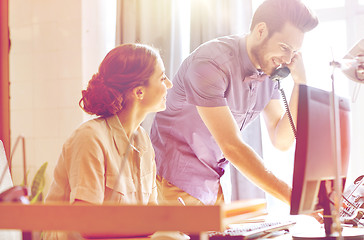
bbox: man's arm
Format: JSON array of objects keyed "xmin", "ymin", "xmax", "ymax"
[
  {"xmin": 196, "ymin": 105, "xmax": 291, "ymax": 205},
  {"xmin": 262, "ymin": 52, "xmax": 306, "ymax": 150}
]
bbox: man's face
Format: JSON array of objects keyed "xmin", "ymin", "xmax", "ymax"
[{"xmin": 251, "ymin": 22, "xmax": 304, "ymax": 75}]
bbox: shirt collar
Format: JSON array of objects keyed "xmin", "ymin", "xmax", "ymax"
[
  {"xmin": 105, "ymin": 115, "xmax": 146, "ymax": 156},
  {"xmin": 244, "ymin": 70, "xmax": 268, "ymax": 82}
]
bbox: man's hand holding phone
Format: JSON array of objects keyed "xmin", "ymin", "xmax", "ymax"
[{"xmin": 286, "ymin": 52, "xmax": 307, "ymax": 85}]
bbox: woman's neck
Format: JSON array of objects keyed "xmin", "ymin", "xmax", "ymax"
[{"xmin": 116, "ymin": 105, "xmax": 147, "ymax": 139}]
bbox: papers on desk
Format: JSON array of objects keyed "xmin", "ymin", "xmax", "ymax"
[
  {"xmin": 222, "ymin": 198, "xmax": 267, "ymax": 226},
  {"xmin": 341, "ymin": 175, "xmax": 364, "ymax": 219}
]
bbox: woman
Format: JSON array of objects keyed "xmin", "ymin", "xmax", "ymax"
[{"xmin": 44, "ymin": 43, "xmax": 172, "ymax": 239}]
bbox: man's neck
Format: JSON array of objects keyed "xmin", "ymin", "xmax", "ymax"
[{"xmin": 246, "ymin": 34, "xmax": 260, "ymax": 70}]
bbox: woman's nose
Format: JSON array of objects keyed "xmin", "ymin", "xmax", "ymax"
[{"xmin": 165, "ymin": 77, "xmax": 173, "ymax": 89}]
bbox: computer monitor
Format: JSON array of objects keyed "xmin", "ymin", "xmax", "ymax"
[
  {"xmin": 0, "ymin": 140, "xmax": 13, "ymax": 193},
  {"xmin": 0, "ymin": 140, "xmax": 28, "ymax": 203},
  {"xmin": 289, "ymin": 85, "xmax": 364, "ymax": 239},
  {"xmin": 291, "ymin": 85, "xmax": 351, "ymax": 216}
]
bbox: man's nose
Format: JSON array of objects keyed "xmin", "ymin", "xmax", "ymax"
[{"xmin": 282, "ymin": 52, "xmax": 294, "ymax": 65}]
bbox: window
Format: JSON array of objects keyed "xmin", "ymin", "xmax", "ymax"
[
  {"xmin": 303, "ymin": 20, "xmax": 348, "ymax": 94},
  {"xmin": 302, "ymin": 0, "xmax": 344, "ymax": 9},
  {"xmin": 260, "ymin": 0, "xmax": 361, "ymax": 214}
]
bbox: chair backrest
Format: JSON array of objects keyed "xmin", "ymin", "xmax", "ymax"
[{"xmin": 0, "ymin": 140, "xmax": 13, "ymax": 193}]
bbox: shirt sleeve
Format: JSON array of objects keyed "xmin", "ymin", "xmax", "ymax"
[
  {"xmin": 184, "ymin": 59, "xmax": 228, "ymax": 107},
  {"xmin": 271, "ymin": 81, "xmax": 281, "ymax": 99},
  {"xmin": 148, "ymin": 158, "xmax": 158, "ymax": 205},
  {"xmin": 65, "ymin": 126, "xmax": 106, "ymax": 204}
]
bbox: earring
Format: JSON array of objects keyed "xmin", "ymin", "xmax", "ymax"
[{"xmin": 136, "ymin": 89, "xmax": 143, "ymax": 100}]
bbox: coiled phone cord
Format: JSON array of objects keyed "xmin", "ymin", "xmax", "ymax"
[{"xmin": 277, "ymin": 80, "xmax": 297, "ymax": 139}]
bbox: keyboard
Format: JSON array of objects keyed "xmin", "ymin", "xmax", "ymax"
[{"xmin": 208, "ymin": 220, "xmax": 296, "ymax": 239}]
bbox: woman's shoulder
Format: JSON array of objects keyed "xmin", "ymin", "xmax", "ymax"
[
  {"xmin": 136, "ymin": 125, "xmax": 151, "ymax": 142},
  {"xmin": 74, "ymin": 117, "xmax": 105, "ymax": 134},
  {"xmin": 65, "ymin": 117, "xmax": 109, "ymax": 146},
  {"xmin": 135, "ymin": 126, "xmax": 153, "ymax": 150}
]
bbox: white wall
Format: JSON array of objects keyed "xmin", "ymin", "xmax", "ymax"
[{"xmin": 8, "ymin": 0, "xmax": 115, "ymax": 196}]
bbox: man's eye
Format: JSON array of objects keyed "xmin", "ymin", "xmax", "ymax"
[{"xmin": 281, "ymin": 45, "xmax": 289, "ymax": 51}]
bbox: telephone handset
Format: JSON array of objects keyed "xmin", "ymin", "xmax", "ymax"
[
  {"xmin": 270, "ymin": 66, "xmax": 297, "ymax": 138},
  {"xmin": 269, "ymin": 66, "xmax": 291, "ymax": 82}
]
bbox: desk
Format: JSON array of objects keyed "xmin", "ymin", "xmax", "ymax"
[
  {"xmin": 0, "ymin": 203, "xmax": 222, "ymax": 240},
  {"xmin": 4, "ymin": 201, "xmax": 360, "ymax": 240},
  {"xmin": 0, "ymin": 199, "xmax": 270, "ymax": 240},
  {"xmin": 258, "ymin": 214, "xmax": 364, "ymax": 240}
]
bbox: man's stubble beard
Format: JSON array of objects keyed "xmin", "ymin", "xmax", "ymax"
[{"xmin": 250, "ymin": 38, "xmax": 274, "ymax": 75}]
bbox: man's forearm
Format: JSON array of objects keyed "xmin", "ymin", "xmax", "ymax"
[{"xmin": 224, "ymin": 142, "xmax": 292, "ymax": 205}]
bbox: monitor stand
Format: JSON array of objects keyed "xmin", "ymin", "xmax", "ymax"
[{"xmin": 292, "ymin": 183, "xmax": 364, "ymax": 239}]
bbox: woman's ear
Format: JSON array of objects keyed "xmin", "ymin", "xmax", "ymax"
[{"xmin": 133, "ymin": 86, "xmax": 145, "ymax": 100}]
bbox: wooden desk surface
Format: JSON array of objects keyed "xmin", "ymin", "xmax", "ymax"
[
  {"xmin": 0, "ymin": 203, "xmax": 223, "ymax": 235},
  {"xmin": 0, "ymin": 199, "xmax": 271, "ymax": 240}
]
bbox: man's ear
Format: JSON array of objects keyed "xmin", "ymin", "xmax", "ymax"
[
  {"xmin": 254, "ymin": 22, "xmax": 269, "ymax": 41},
  {"xmin": 133, "ymin": 86, "xmax": 145, "ymax": 100}
]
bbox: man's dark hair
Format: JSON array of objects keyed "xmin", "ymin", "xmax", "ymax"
[{"xmin": 250, "ymin": 0, "xmax": 318, "ymax": 35}]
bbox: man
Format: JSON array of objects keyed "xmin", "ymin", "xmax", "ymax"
[{"xmin": 150, "ymin": 0, "xmax": 318, "ymax": 205}]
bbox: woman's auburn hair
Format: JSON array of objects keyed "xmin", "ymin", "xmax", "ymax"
[{"xmin": 79, "ymin": 43, "xmax": 160, "ymax": 117}]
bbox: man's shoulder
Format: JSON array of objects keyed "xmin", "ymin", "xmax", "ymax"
[
  {"xmin": 199, "ymin": 34, "xmax": 245, "ymax": 51},
  {"xmin": 191, "ymin": 34, "xmax": 246, "ymax": 64}
]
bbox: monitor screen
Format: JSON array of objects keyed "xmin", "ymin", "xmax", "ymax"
[{"xmin": 290, "ymin": 84, "xmax": 351, "ymax": 216}]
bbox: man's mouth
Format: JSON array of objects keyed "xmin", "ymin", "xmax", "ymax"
[{"xmin": 272, "ymin": 58, "xmax": 281, "ymax": 68}]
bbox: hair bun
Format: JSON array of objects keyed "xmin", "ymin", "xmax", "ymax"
[
  {"xmin": 91, "ymin": 73, "xmax": 104, "ymax": 84},
  {"xmin": 79, "ymin": 43, "xmax": 161, "ymax": 117}
]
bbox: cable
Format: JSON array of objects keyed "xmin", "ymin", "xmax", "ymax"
[{"xmin": 277, "ymin": 80, "xmax": 297, "ymax": 139}]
